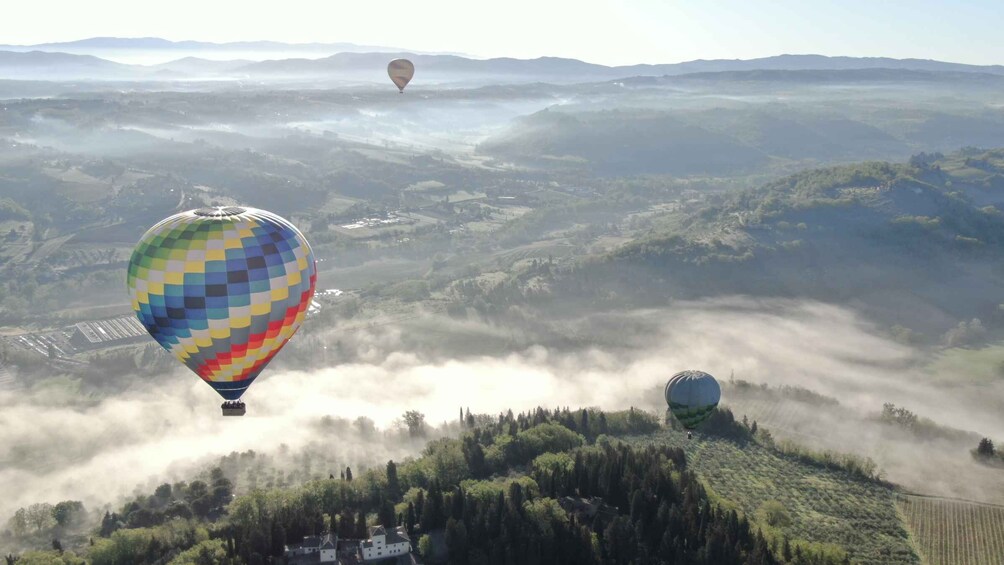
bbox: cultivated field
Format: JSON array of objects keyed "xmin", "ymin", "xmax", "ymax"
[
  {"xmin": 630, "ymin": 430, "xmax": 919, "ymax": 564},
  {"xmin": 897, "ymin": 495, "xmax": 1004, "ymax": 565},
  {"xmin": 723, "ymin": 395, "xmax": 824, "ymax": 435}
]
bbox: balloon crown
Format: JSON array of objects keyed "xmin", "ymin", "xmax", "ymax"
[{"xmin": 194, "ymin": 206, "xmax": 247, "ymax": 217}]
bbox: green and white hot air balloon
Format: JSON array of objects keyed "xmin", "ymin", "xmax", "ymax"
[{"xmin": 665, "ymin": 370, "xmax": 721, "ymax": 429}]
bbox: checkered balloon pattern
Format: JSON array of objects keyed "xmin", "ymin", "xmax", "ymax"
[{"xmin": 127, "ymin": 206, "xmax": 317, "ymax": 400}]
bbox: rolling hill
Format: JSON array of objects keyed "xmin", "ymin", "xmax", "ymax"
[
  {"xmin": 556, "ymin": 150, "xmax": 1004, "ymax": 334},
  {"xmin": 0, "ymin": 50, "xmax": 134, "ymax": 79},
  {"xmin": 478, "ymin": 109, "xmax": 769, "ymax": 175}
]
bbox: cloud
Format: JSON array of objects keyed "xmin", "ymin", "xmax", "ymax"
[{"xmin": 1, "ymin": 296, "xmax": 1002, "ymax": 519}]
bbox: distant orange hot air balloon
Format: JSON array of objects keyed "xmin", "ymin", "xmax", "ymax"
[{"xmin": 387, "ymin": 58, "xmax": 415, "ymax": 93}]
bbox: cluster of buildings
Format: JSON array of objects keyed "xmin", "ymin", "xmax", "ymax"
[
  {"xmin": 339, "ymin": 213, "xmax": 409, "ymax": 230},
  {"xmin": 6, "ymin": 288, "xmax": 347, "ymax": 362},
  {"xmin": 69, "ymin": 316, "xmax": 148, "ymax": 350},
  {"xmin": 3, "ymin": 314, "xmax": 148, "ymax": 361},
  {"xmin": 285, "ymin": 525, "xmax": 414, "ymax": 565}
]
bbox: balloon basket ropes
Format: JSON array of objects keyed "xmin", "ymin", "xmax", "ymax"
[{"xmin": 222, "ymin": 402, "xmax": 246, "ymax": 417}]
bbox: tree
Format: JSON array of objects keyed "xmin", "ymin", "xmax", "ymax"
[
  {"xmin": 379, "ymin": 501, "xmax": 396, "ymax": 529},
  {"xmin": 187, "ymin": 480, "xmax": 209, "ymax": 501},
  {"xmin": 270, "ymin": 523, "xmax": 287, "ymax": 557},
  {"xmin": 451, "ymin": 487, "xmax": 465, "ymax": 521},
  {"xmin": 338, "ymin": 510, "xmax": 355, "ymax": 538},
  {"xmin": 881, "ymin": 403, "xmax": 918, "ymax": 429},
  {"xmin": 354, "ymin": 417, "xmax": 376, "ymax": 438},
  {"xmin": 418, "ymin": 535, "xmax": 433, "ymax": 560},
  {"xmin": 99, "ymin": 511, "xmax": 120, "ymax": 537},
  {"xmin": 445, "ymin": 517, "xmax": 469, "ymax": 565},
  {"xmin": 976, "ymin": 438, "xmax": 996, "ymax": 457},
  {"xmin": 405, "ymin": 502, "xmax": 416, "ymax": 534},
  {"xmin": 355, "ymin": 510, "xmax": 368, "ymax": 539},
  {"xmin": 386, "ymin": 460, "xmax": 400, "ymax": 500},
  {"xmin": 403, "ymin": 411, "xmax": 427, "ymax": 438},
  {"xmin": 8, "ymin": 508, "xmax": 28, "ymax": 537},
  {"xmin": 51, "ymin": 501, "xmax": 84, "ymax": 528},
  {"xmin": 756, "ymin": 500, "xmax": 792, "ymax": 528},
  {"xmin": 154, "ymin": 484, "xmax": 172, "ymax": 500},
  {"xmin": 187, "ymin": 480, "xmax": 213, "ymax": 518},
  {"xmin": 421, "ymin": 484, "xmax": 446, "ymax": 530},
  {"xmin": 26, "ymin": 503, "xmax": 54, "ymax": 532},
  {"xmin": 210, "ymin": 467, "xmax": 233, "ymax": 507}
]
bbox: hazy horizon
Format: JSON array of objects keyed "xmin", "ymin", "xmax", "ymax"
[
  {"xmin": 3, "ymin": 5, "xmax": 1004, "ymax": 561},
  {"xmin": 2, "ymin": 0, "xmax": 1003, "ymax": 66}
]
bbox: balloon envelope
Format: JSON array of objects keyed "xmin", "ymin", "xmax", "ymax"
[
  {"xmin": 127, "ymin": 206, "xmax": 317, "ymax": 400},
  {"xmin": 387, "ymin": 58, "xmax": 415, "ymax": 92},
  {"xmin": 665, "ymin": 370, "xmax": 721, "ymax": 429}
]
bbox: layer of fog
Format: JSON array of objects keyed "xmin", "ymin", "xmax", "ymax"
[
  {"xmin": 10, "ymin": 88, "xmax": 563, "ymax": 158},
  {"xmin": 284, "ymin": 96, "xmax": 561, "ymax": 152},
  {"xmin": 2, "ymin": 297, "xmax": 1003, "ymax": 519}
]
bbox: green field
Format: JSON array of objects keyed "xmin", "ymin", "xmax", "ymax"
[
  {"xmin": 630, "ymin": 430, "xmax": 918, "ymax": 564},
  {"xmin": 490, "ymin": 241, "xmax": 577, "ymax": 266},
  {"xmin": 723, "ymin": 396, "xmax": 824, "ymax": 435},
  {"xmin": 925, "ymin": 343, "xmax": 1004, "ymax": 385},
  {"xmin": 316, "ymin": 257, "xmax": 433, "ymax": 289},
  {"xmin": 898, "ymin": 495, "xmax": 1004, "ymax": 565}
]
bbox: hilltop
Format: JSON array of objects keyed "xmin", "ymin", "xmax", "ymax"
[
  {"xmin": 9, "ymin": 399, "xmax": 1002, "ymax": 564},
  {"xmin": 0, "ymin": 404, "xmax": 914, "ymax": 564},
  {"xmin": 554, "ymin": 149, "xmax": 1004, "ymax": 334}
]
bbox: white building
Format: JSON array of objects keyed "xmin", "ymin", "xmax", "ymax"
[
  {"xmin": 284, "ymin": 533, "xmax": 338, "ymax": 564},
  {"xmin": 360, "ymin": 526, "xmax": 410, "ymax": 561}
]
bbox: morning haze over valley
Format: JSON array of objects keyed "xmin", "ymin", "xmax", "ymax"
[{"xmin": 2, "ymin": 2, "xmax": 1004, "ymax": 564}]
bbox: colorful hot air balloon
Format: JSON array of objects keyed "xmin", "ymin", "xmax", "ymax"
[
  {"xmin": 665, "ymin": 370, "xmax": 721, "ymax": 429},
  {"xmin": 127, "ymin": 206, "xmax": 317, "ymax": 413},
  {"xmin": 387, "ymin": 58, "xmax": 415, "ymax": 93}
]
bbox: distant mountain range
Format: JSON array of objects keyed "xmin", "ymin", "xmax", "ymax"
[
  {"xmin": 615, "ymin": 67, "xmax": 1004, "ymax": 86},
  {"xmin": 234, "ymin": 52, "xmax": 1004, "ymax": 79},
  {"xmin": 0, "ymin": 37, "xmax": 417, "ymax": 54},
  {"xmin": 0, "ymin": 39, "xmax": 1001, "ymax": 83},
  {"xmin": 0, "ymin": 50, "xmax": 135, "ymax": 79}
]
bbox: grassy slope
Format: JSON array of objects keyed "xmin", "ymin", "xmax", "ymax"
[
  {"xmin": 628, "ymin": 429, "xmax": 917, "ymax": 565},
  {"xmin": 719, "ymin": 382, "xmax": 1004, "ymax": 507},
  {"xmin": 924, "ymin": 342, "xmax": 1004, "ymax": 385}
]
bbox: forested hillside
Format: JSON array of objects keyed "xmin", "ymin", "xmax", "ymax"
[
  {"xmin": 549, "ymin": 149, "xmax": 1004, "ymax": 333},
  {"xmin": 3, "ymin": 407, "xmax": 882, "ymax": 565}
]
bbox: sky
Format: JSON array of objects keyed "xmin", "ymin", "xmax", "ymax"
[{"xmin": 0, "ymin": 0, "xmax": 1001, "ymax": 66}]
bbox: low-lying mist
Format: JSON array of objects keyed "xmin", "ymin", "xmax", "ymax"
[{"xmin": 2, "ymin": 296, "xmax": 1002, "ymax": 519}]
